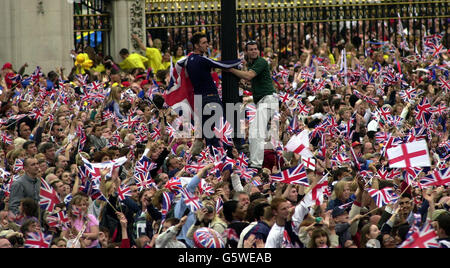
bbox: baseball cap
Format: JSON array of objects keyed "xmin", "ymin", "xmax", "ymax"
[{"xmin": 332, "ymin": 207, "xmax": 347, "ymax": 218}]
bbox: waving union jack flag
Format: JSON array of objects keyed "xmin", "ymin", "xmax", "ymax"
[
  {"xmin": 13, "ymin": 158, "xmax": 24, "ymax": 173},
  {"xmin": 39, "ymin": 178, "xmax": 61, "ymax": 213},
  {"xmin": 399, "ymin": 220, "xmax": 439, "ymax": 248},
  {"xmin": 24, "ymin": 232, "xmax": 53, "ymax": 248},
  {"xmin": 271, "ymin": 163, "xmax": 309, "ymax": 186},
  {"xmin": 46, "ymin": 210, "xmax": 69, "ymax": 229},
  {"xmin": 165, "ymin": 177, "xmax": 183, "ymax": 193},
  {"xmin": 180, "ymin": 187, "xmax": 203, "ymax": 212},
  {"xmin": 246, "ymin": 104, "xmax": 256, "ymax": 123},
  {"xmin": 117, "ymin": 184, "xmax": 132, "ymax": 201},
  {"xmin": 199, "ymin": 179, "xmax": 214, "ymax": 196},
  {"xmin": 31, "ymin": 66, "xmax": 44, "ymax": 84},
  {"xmin": 367, "ymin": 187, "xmax": 398, "ymax": 208},
  {"xmin": 213, "ymin": 117, "xmax": 234, "ymax": 146},
  {"xmin": 420, "ymin": 167, "xmax": 450, "ymax": 188}
]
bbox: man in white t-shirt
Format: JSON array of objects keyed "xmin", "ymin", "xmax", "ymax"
[{"xmin": 265, "ymin": 197, "xmax": 290, "ymax": 248}]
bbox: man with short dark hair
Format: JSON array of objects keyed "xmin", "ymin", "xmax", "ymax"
[
  {"xmin": 118, "ymin": 48, "xmax": 148, "ymax": 72},
  {"xmin": 22, "ymin": 140, "xmax": 37, "ymax": 156},
  {"xmin": 89, "ymin": 124, "xmax": 108, "ymax": 152},
  {"xmin": 185, "ymin": 32, "xmax": 241, "ymax": 154},
  {"xmin": 50, "ymin": 122, "xmax": 64, "ymax": 146},
  {"xmin": 38, "ymin": 142, "xmax": 56, "ymax": 167},
  {"xmin": 9, "ymin": 157, "xmax": 41, "ymax": 215},
  {"xmin": 243, "ymin": 203, "xmax": 274, "ymax": 246},
  {"xmin": 228, "ymin": 41, "xmax": 278, "ymax": 170},
  {"xmin": 222, "ymin": 200, "xmax": 249, "ymax": 248},
  {"xmin": 50, "ymin": 179, "xmax": 65, "ymax": 202}
]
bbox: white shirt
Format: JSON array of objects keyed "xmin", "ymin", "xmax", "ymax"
[
  {"xmin": 265, "ymin": 223, "xmax": 285, "ymax": 248},
  {"xmin": 238, "ymin": 221, "xmax": 258, "ymax": 248}
]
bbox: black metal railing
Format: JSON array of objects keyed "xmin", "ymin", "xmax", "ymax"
[
  {"xmin": 145, "ymin": 0, "xmax": 450, "ymax": 59},
  {"xmin": 73, "ymin": 0, "xmax": 111, "ymax": 56}
]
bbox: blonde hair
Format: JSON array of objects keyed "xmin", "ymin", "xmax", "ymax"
[
  {"xmin": 105, "ymin": 86, "xmax": 122, "ymax": 105},
  {"xmin": 331, "ymin": 180, "xmax": 350, "ymax": 200},
  {"xmin": 69, "ymin": 192, "xmax": 90, "ymax": 218},
  {"xmin": 7, "ymin": 148, "xmax": 25, "ymax": 164}
]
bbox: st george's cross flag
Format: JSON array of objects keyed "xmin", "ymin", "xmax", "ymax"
[
  {"xmin": 386, "ymin": 140, "xmax": 431, "ymax": 168},
  {"xmin": 285, "ymin": 130, "xmax": 314, "ymax": 159},
  {"xmin": 302, "ymin": 157, "xmax": 316, "ymax": 171},
  {"xmin": 302, "ymin": 173, "xmax": 329, "ymax": 208}
]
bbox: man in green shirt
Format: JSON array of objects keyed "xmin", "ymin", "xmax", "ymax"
[{"xmin": 229, "ymin": 41, "xmax": 279, "ymax": 169}]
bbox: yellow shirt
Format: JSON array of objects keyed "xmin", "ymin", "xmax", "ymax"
[
  {"xmin": 145, "ymin": 47, "xmax": 164, "ymax": 72},
  {"xmin": 91, "ymin": 63, "xmax": 106, "ymax": 73},
  {"xmin": 161, "ymin": 61, "xmax": 171, "ymax": 70},
  {"xmin": 119, "ymin": 53, "xmax": 148, "ymax": 71},
  {"xmin": 329, "ymin": 53, "xmax": 335, "ymax": 65}
]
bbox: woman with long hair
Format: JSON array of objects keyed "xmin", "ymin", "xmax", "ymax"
[{"xmin": 103, "ymin": 86, "xmax": 124, "ymax": 119}]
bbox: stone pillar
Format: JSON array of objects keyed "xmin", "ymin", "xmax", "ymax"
[
  {"xmin": 0, "ymin": 0, "xmax": 73, "ymax": 75},
  {"xmin": 110, "ymin": 0, "xmax": 146, "ymax": 61}
]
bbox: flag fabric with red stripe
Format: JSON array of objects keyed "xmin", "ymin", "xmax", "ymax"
[
  {"xmin": 271, "ymin": 163, "xmax": 309, "ymax": 186},
  {"xmin": 199, "ymin": 179, "xmax": 214, "ymax": 196},
  {"xmin": 302, "ymin": 157, "xmax": 316, "ymax": 171},
  {"xmin": 117, "ymin": 184, "xmax": 132, "ymax": 201},
  {"xmin": 193, "ymin": 227, "xmax": 225, "ymax": 248},
  {"xmin": 180, "ymin": 187, "xmax": 203, "ymax": 212},
  {"xmin": 13, "ymin": 158, "xmax": 24, "ymax": 173},
  {"xmin": 285, "ymin": 130, "xmax": 314, "ymax": 159},
  {"xmin": 367, "ymin": 187, "xmax": 398, "ymax": 208},
  {"xmin": 164, "ymin": 55, "xmax": 194, "ymax": 111},
  {"xmin": 24, "ymin": 232, "xmax": 53, "ymax": 248},
  {"xmin": 161, "ymin": 191, "xmax": 174, "ymax": 219},
  {"xmin": 302, "ymin": 174, "xmax": 329, "ymax": 208},
  {"xmin": 213, "ymin": 117, "xmax": 234, "ymax": 147},
  {"xmin": 387, "ymin": 140, "xmax": 431, "ymax": 168},
  {"xmin": 399, "ymin": 221, "xmax": 439, "ymax": 248},
  {"xmin": 165, "ymin": 177, "xmax": 183, "ymax": 193},
  {"xmin": 40, "ymin": 178, "xmax": 60, "ymax": 213},
  {"xmin": 420, "ymin": 168, "xmax": 450, "ymax": 188},
  {"xmin": 47, "ymin": 210, "xmax": 69, "ymax": 229}
]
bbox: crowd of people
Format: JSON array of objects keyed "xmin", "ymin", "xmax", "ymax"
[{"xmin": 0, "ymin": 21, "xmax": 449, "ymax": 249}]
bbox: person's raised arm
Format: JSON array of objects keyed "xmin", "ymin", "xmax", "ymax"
[
  {"xmin": 186, "ymin": 163, "xmax": 214, "ymax": 192},
  {"xmin": 302, "ymin": 48, "xmax": 313, "ymax": 67},
  {"xmin": 131, "ymin": 34, "xmax": 147, "ymax": 52},
  {"xmin": 18, "ymin": 63, "xmax": 28, "ymax": 76}
]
